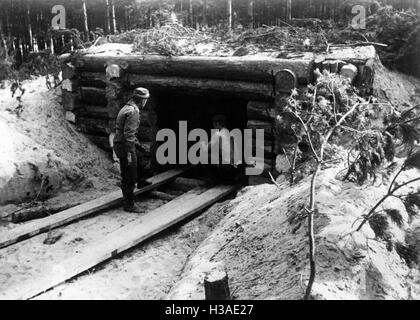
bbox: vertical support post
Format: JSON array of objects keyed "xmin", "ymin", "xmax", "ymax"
[{"xmin": 204, "ymin": 269, "xmax": 231, "ymax": 300}]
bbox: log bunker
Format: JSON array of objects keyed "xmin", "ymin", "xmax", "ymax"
[{"xmin": 60, "ymin": 44, "xmax": 376, "ymax": 182}]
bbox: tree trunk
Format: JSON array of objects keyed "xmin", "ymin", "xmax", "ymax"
[
  {"xmin": 286, "ymin": 0, "xmax": 292, "ymax": 22},
  {"xmin": 303, "ymin": 162, "xmax": 320, "ymax": 300},
  {"xmin": 82, "ymin": 1, "xmax": 89, "ymax": 40},
  {"xmin": 124, "ymin": 6, "xmax": 129, "ymax": 31},
  {"xmin": 148, "ymin": 8, "xmax": 152, "ymax": 28},
  {"xmin": 202, "ymin": 0, "xmax": 208, "ymax": 27},
  {"xmin": 26, "ymin": 2, "xmax": 33, "ymax": 51},
  {"xmin": 49, "ymin": 36, "xmax": 54, "ymax": 54},
  {"xmin": 227, "ymin": 0, "xmax": 232, "ymax": 30},
  {"xmin": 0, "ymin": 16, "xmax": 3, "ymax": 40},
  {"xmin": 111, "ymin": 0, "xmax": 117, "ymax": 34},
  {"xmin": 248, "ymin": 0, "xmax": 254, "ymax": 28},
  {"xmin": 5, "ymin": 4, "xmax": 11, "ymax": 51},
  {"xmin": 189, "ymin": 0, "xmax": 193, "ymax": 27},
  {"xmin": 105, "ymin": 0, "xmax": 111, "ymax": 34},
  {"xmin": 75, "ymin": 54, "xmax": 313, "ymax": 84},
  {"xmin": 309, "ymin": 0, "xmax": 314, "ymax": 17}
]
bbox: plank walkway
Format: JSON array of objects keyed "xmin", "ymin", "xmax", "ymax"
[
  {"xmin": 0, "ymin": 169, "xmax": 186, "ymax": 249},
  {"xmin": 0, "ymin": 184, "xmax": 236, "ymax": 300}
]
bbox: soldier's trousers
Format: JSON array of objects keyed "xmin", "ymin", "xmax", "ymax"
[{"xmin": 113, "ymin": 142, "xmax": 144, "ymax": 206}]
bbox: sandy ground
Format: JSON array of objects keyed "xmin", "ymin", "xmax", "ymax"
[
  {"xmin": 0, "ymin": 76, "xmax": 118, "ymax": 209},
  {"xmin": 0, "ymin": 180, "xmax": 232, "ymax": 300},
  {"xmin": 3, "ymin": 164, "xmax": 419, "ymax": 300},
  {"xmin": 168, "ymin": 164, "xmax": 420, "ymax": 300}
]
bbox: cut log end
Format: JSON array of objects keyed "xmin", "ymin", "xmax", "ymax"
[
  {"xmin": 274, "ymin": 69, "xmax": 297, "ymax": 95},
  {"xmin": 105, "ymin": 63, "xmax": 124, "ymax": 80},
  {"xmin": 340, "ymin": 64, "xmax": 358, "ymax": 83}
]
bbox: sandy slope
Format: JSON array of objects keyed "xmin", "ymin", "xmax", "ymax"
[
  {"xmin": 0, "ymin": 76, "xmax": 118, "ymax": 209},
  {"xmin": 168, "ymin": 165, "xmax": 420, "ymax": 300}
]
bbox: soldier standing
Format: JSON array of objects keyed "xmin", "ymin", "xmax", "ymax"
[{"xmin": 113, "ymin": 87, "xmax": 152, "ymax": 213}]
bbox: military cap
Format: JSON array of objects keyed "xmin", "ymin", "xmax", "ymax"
[{"xmin": 133, "ymin": 87, "xmax": 150, "ymax": 99}]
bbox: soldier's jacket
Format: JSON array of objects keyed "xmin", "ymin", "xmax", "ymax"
[{"xmin": 114, "ymin": 101, "xmax": 140, "ymax": 152}]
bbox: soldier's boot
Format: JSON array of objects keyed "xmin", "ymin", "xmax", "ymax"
[{"xmin": 123, "ymin": 201, "xmax": 143, "ymax": 213}]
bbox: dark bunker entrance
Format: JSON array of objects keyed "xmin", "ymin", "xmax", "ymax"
[{"xmin": 152, "ymin": 91, "xmax": 248, "ymax": 182}]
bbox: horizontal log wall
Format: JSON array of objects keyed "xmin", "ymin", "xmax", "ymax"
[
  {"xmin": 75, "ymin": 54, "xmax": 314, "ymax": 84},
  {"xmin": 62, "ymin": 48, "xmax": 377, "ymax": 182},
  {"xmin": 62, "ymin": 54, "xmax": 305, "ymax": 181}
]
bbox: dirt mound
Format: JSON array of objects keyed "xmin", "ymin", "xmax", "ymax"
[
  {"xmin": 0, "ymin": 77, "xmax": 117, "ymax": 207},
  {"xmin": 373, "ymin": 56, "xmax": 420, "ymax": 108},
  {"xmin": 168, "ymin": 165, "xmax": 420, "ymax": 300}
]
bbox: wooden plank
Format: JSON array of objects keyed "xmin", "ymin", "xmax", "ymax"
[
  {"xmin": 149, "ymin": 191, "xmax": 177, "ymax": 201},
  {"xmin": 1, "ymin": 185, "xmax": 236, "ymax": 300},
  {"xmin": 0, "ymin": 169, "xmax": 186, "ymax": 250}
]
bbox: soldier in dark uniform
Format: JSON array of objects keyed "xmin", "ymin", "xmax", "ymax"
[{"xmin": 113, "ymin": 87, "xmax": 152, "ymax": 213}]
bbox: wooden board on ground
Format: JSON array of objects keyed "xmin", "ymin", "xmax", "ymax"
[
  {"xmin": 0, "ymin": 169, "xmax": 187, "ymax": 250},
  {"xmin": 1, "ymin": 184, "xmax": 237, "ymax": 300},
  {"xmin": 169, "ymin": 177, "xmax": 209, "ymax": 192}
]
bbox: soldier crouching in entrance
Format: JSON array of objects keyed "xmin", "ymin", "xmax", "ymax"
[{"xmin": 113, "ymin": 87, "xmax": 152, "ymax": 213}]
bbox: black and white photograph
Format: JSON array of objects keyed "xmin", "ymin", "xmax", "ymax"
[{"xmin": 0, "ymin": 0, "xmax": 420, "ymax": 307}]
